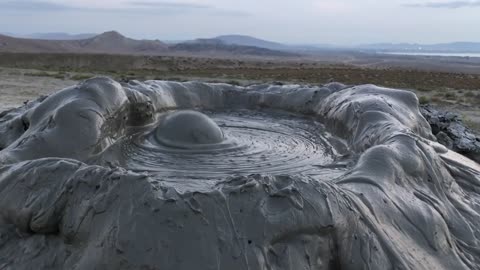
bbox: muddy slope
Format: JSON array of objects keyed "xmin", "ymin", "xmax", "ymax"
[{"xmin": 0, "ymin": 78, "xmax": 479, "ymax": 269}]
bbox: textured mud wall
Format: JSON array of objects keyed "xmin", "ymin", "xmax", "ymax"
[{"xmin": 0, "ymin": 78, "xmax": 479, "ymax": 270}]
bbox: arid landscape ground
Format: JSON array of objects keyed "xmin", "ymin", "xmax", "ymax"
[{"xmin": 1, "ymin": 52, "xmax": 479, "ymax": 132}]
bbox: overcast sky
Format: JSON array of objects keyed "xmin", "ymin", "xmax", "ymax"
[{"xmin": 1, "ymin": 0, "xmax": 479, "ymax": 45}]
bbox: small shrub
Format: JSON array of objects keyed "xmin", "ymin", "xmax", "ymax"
[
  {"xmin": 71, "ymin": 74, "xmax": 93, "ymax": 81},
  {"xmin": 226, "ymin": 80, "xmax": 241, "ymax": 86},
  {"xmin": 166, "ymin": 77, "xmax": 184, "ymax": 82},
  {"xmin": 417, "ymin": 87, "xmax": 432, "ymax": 92},
  {"xmin": 418, "ymin": 96, "xmax": 430, "ymax": 104},
  {"xmin": 24, "ymin": 71, "xmax": 51, "ymax": 77},
  {"xmin": 444, "ymin": 92, "xmax": 456, "ymax": 99},
  {"xmin": 463, "ymin": 117, "xmax": 480, "ymax": 133},
  {"xmin": 430, "ymin": 96, "xmax": 441, "ymax": 103},
  {"xmin": 53, "ymin": 73, "xmax": 65, "ymax": 79},
  {"xmin": 465, "ymin": 91, "xmax": 475, "ymax": 97}
]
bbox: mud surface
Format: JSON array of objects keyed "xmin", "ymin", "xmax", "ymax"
[
  {"xmin": 105, "ymin": 109, "xmax": 347, "ymax": 182},
  {"xmin": 0, "ymin": 78, "xmax": 480, "ymax": 270}
]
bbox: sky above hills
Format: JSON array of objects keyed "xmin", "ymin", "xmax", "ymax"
[{"xmin": 1, "ymin": 0, "xmax": 479, "ymax": 45}]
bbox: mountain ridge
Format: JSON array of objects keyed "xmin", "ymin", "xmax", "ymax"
[
  {"xmin": 2, "ymin": 31, "xmax": 480, "ymax": 55},
  {"xmin": 0, "ymin": 31, "xmax": 297, "ymax": 57},
  {"xmin": 172, "ymin": 38, "xmax": 298, "ymax": 57},
  {"xmin": 0, "ymin": 31, "xmax": 169, "ymax": 55}
]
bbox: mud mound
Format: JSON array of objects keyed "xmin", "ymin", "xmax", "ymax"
[{"xmin": 0, "ymin": 78, "xmax": 479, "ymax": 269}]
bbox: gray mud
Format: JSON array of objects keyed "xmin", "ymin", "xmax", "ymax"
[
  {"xmin": 0, "ymin": 78, "xmax": 480, "ymax": 270},
  {"xmin": 100, "ymin": 109, "xmax": 347, "ymax": 182}
]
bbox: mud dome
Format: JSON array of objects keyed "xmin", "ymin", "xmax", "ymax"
[{"xmin": 0, "ymin": 77, "xmax": 480, "ymax": 270}]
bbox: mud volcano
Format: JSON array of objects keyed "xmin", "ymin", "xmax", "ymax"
[
  {"xmin": 1, "ymin": 78, "xmax": 480, "ymax": 270},
  {"xmin": 106, "ymin": 109, "xmax": 344, "ymax": 182}
]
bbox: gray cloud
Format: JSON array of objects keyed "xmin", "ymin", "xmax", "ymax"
[
  {"xmin": 404, "ymin": 0, "xmax": 480, "ymax": 8},
  {"xmin": 0, "ymin": 0, "xmax": 249, "ymax": 16},
  {"xmin": 127, "ymin": 1, "xmax": 249, "ymax": 16},
  {"xmin": 128, "ymin": 1, "xmax": 212, "ymax": 9},
  {"xmin": 208, "ymin": 9, "xmax": 251, "ymax": 17},
  {"xmin": 0, "ymin": 0, "xmax": 75, "ymax": 11}
]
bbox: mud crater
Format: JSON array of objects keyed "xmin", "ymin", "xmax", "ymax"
[{"xmin": 109, "ymin": 109, "xmax": 347, "ymax": 180}]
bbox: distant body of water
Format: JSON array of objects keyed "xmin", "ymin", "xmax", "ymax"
[{"xmin": 382, "ymin": 52, "xmax": 480, "ymax": 58}]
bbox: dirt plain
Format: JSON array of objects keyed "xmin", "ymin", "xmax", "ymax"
[{"xmin": 0, "ymin": 52, "xmax": 479, "ymax": 132}]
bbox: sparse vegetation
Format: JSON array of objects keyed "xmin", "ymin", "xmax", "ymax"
[
  {"xmin": 465, "ymin": 91, "xmax": 475, "ymax": 97},
  {"xmin": 430, "ymin": 96, "xmax": 441, "ymax": 103},
  {"xmin": 70, "ymin": 74, "xmax": 93, "ymax": 81},
  {"xmin": 416, "ymin": 87, "xmax": 433, "ymax": 92},
  {"xmin": 1, "ymin": 52, "xmax": 480, "ymax": 131},
  {"xmin": 24, "ymin": 71, "xmax": 67, "ymax": 80},
  {"xmin": 24, "ymin": 71, "xmax": 52, "ymax": 77},
  {"xmin": 419, "ymin": 96, "xmax": 430, "ymax": 104},
  {"xmin": 166, "ymin": 77, "xmax": 187, "ymax": 82},
  {"xmin": 225, "ymin": 80, "xmax": 242, "ymax": 86},
  {"xmin": 1, "ymin": 53, "xmax": 479, "ymax": 93},
  {"xmin": 54, "ymin": 73, "xmax": 65, "ymax": 79},
  {"xmin": 444, "ymin": 92, "xmax": 456, "ymax": 99},
  {"xmin": 463, "ymin": 116, "xmax": 480, "ymax": 133}
]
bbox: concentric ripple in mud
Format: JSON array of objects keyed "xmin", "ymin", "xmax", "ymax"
[{"xmin": 119, "ymin": 110, "xmax": 347, "ymax": 180}]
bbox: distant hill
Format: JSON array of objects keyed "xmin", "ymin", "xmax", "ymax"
[
  {"xmin": 212, "ymin": 34, "xmax": 480, "ymax": 54},
  {"xmin": 0, "ymin": 32, "xmax": 16, "ymax": 37},
  {"xmin": 172, "ymin": 38, "xmax": 298, "ymax": 57},
  {"xmin": 0, "ymin": 31, "xmax": 298, "ymax": 57},
  {"xmin": 2, "ymin": 31, "xmax": 479, "ymax": 55},
  {"xmin": 212, "ymin": 35, "xmax": 338, "ymax": 53},
  {"xmin": 0, "ymin": 31, "xmax": 168, "ymax": 55},
  {"xmin": 215, "ymin": 35, "xmax": 289, "ymax": 51},
  {"xmin": 0, "ymin": 34, "xmax": 81, "ymax": 53},
  {"xmin": 26, "ymin": 32, "xmax": 97, "ymax": 40},
  {"xmin": 79, "ymin": 31, "xmax": 169, "ymax": 54},
  {"xmin": 358, "ymin": 42, "xmax": 480, "ymax": 53},
  {"xmin": 0, "ymin": 32, "xmax": 97, "ymax": 40}
]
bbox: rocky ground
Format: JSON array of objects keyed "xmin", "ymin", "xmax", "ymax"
[{"xmin": 421, "ymin": 105, "xmax": 480, "ymax": 163}]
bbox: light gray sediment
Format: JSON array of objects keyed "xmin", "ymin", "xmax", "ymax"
[{"xmin": 0, "ymin": 77, "xmax": 479, "ymax": 269}]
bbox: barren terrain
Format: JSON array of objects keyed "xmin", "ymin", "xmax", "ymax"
[
  {"xmin": 0, "ymin": 68, "xmax": 76, "ymax": 111},
  {"xmin": 0, "ymin": 52, "xmax": 479, "ymax": 132}
]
